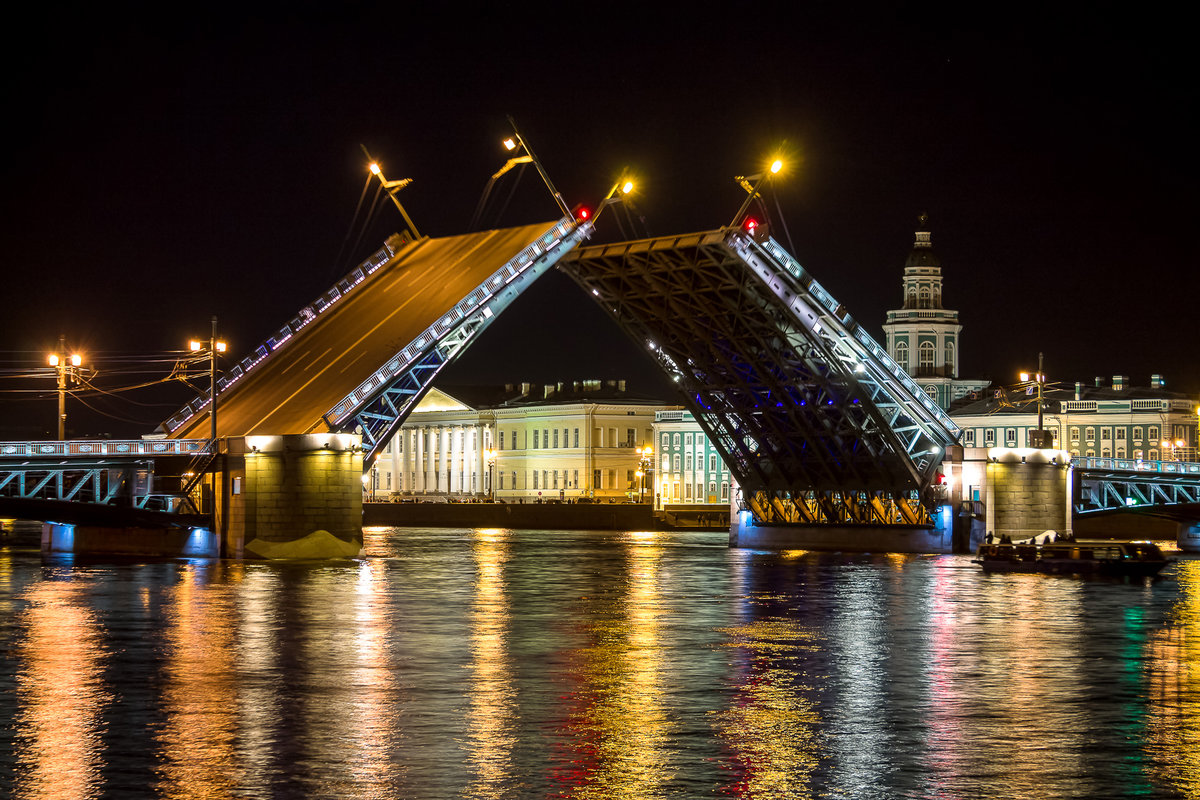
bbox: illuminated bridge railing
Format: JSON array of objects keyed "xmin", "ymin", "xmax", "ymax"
[
  {"xmin": 325, "ymin": 219, "xmax": 576, "ymax": 430},
  {"xmin": 1074, "ymin": 457, "xmax": 1200, "ymax": 476},
  {"xmin": 163, "ymin": 234, "xmax": 406, "ymax": 434},
  {"xmin": 0, "ymin": 439, "xmax": 210, "ymax": 459},
  {"xmin": 756, "ymin": 237, "xmax": 958, "ymax": 435}
]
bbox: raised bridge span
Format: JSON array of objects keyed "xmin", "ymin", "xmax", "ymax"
[{"xmin": 161, "ymin": 217, "xmax": 960, "ymax": 526}]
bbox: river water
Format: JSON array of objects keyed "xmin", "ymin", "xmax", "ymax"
[{"xmin": 1, "ymin": 526, "xmax": 1198, "ymax": 799}]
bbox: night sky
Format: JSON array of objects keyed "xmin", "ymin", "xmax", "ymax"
[{"xmin": 3, "ymin": 6, "xmax": 1196, "ymax": 438}]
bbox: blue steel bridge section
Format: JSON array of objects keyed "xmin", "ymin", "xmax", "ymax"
[
  {"xmin": 1074, "ymin": 456, "xmax": 1200, "ymax": 516},
  {"xmin": 557, "ymin": 228, "xmax": 962, "ymax": 525}
]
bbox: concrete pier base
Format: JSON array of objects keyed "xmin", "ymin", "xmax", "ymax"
[
  {"xmin": 1179, "ymin": 521, "xmax": 1200, "ymax": 553},
  {"xmin": 43, "ymin": 522, "xmax": 219, "ymax": 558}
]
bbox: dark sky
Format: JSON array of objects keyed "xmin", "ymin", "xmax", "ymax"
[{"xmin": 3, "ymin": 5, "xmax": 1196, "ymax": 437}]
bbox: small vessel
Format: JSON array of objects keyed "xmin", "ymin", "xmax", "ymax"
[{"xmin": 975, "ymin": 539, "xmax": 1172, "ymax": 577}]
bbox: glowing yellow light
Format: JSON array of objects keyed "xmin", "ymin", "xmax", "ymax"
[
  {"xmin": 70, "ymin": 354, "xmax": 82, "ymax": 367},
  {"xmin": 621, "ymin": 180, "xmax": 634, "ymax": 194},
  {"xmin": 48, "ymin": 354, "xmax": 59, "ymax": 367},
  {"xmin": 769, "ymin": 159, "xmax": 783, "ymax": 174},
  {"xmin": 502, "ymin": 138, "xmax": 517, "ymax": 151},
  {"xmin": 189, "ymin": 340, "xmax": 202, "ymax": 351},
  {"xmin": 1020, "ymin": 371, "xmax": 1031, "ymax": 381},
  {"xmin": 215, "ymin": 341, "xmax": 227, "ymax": 353},
  {"xmin": 368, "ymin": 162, "xmax": 381, "ymax": 175}
]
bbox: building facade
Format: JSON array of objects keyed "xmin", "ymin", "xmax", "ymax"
[
  {"xmin": 652, "ymin": 410, "xmax": 736, "ymax": 507},
  {"xmin": 951, "ymin": 375, "xmax": 1198, "ymax": 462},
  {"xmin": 882, "ymin": 214, "xmax": 989, "ymax": 409},
  {"xmin": 371, "ymin": 381, "xmax": 675, "ymax": 502}
]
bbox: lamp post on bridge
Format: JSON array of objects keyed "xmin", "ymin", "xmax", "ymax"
[
  {"xmin": 189, "ymin": 316, "xmax": 227, "ymax": 444},
  {"xmin": 1020, "ymin": 352, "xmax": 1050, "ymax": 448},
  {"xmin": 731, "ymin": 157, "xmax": 784, "ymax": 229},
  {"xmin": 47, "ymin": 335, "xmax": 85, "ymax": 440}
]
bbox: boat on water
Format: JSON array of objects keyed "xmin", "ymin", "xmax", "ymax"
[{"xmin": 975, "ymin": 539, "xmax": 1172, "ymax": 577}]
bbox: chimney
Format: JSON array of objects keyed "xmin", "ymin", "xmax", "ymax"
[
  {"xmin": 1095, "ymin": 376, "xmax": 1104, "ymax": 388},
  {"xmin": 1151, "ymin": 374, "xmax": 1165, "ymax": 389},
  {"xmin": 618, "ymin": 380, "xmax": 626, "ymax": 392},
  {"xmin": 1075, "ymin": 382, "xmax": 1082, "ymax": 400},
  {"xmin": 505, "ymin": 383, "xmax": 514, "ymax": 392},
  {"xmin": 544, "ymin": 384, "xmax": 554, "ymax": 399},
  {"xmin": 520, "ymin": 382, "xmax": 531, "ymax": 395},
  {"xmin": 1112, "ymin": 375, "xmax": 1128, "ymax": 391}
]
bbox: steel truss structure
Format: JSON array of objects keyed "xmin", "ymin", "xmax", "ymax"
[
  {"xmin": 0, "ymin": 439, "xmax": 211, "ymax": 515},
  {"xmin": 324, "ymin": 219, "xmax": 589, "ymax": 459},
  {"xmin": 559, "ymin": 228, "xmax": 961, "ymax": 526},
  {"xmin": 1074, "ymin": 457, "xmax": 1200, "ymax": 514}
]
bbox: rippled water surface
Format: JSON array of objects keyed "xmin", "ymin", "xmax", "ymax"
[{"xmin": 2, "ymin": 527, "xmax": 1199, "ymax": 799}]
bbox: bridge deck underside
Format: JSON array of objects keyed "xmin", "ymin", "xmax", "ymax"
[
  {"xmin": 168, "ymin": 222, "xmax": 560, "ymax": 439},
  {"xmin": 559, "ymin": 230, "xmax": 952, "ymax": 517}
]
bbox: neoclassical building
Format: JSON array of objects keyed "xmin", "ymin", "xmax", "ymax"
[
  {"xmin": 371, "ymin": 380, "xmax": 675, "ymax": 502},
  {"xmin": 882, "ymin": 214, "xmax": 989, "ymax": 409},
  {"xmin": 951, "ymin": 375, "xmax": 1198, "ymax": 463}
]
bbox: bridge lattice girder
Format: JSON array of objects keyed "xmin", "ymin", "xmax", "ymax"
[
  {"xmin": 1075, "ymin": 462, "xmax": 1200, "ymax": 514},
  {"xmin": 558, "ymin": 228, "xmax": 960, "ymax": 520}
]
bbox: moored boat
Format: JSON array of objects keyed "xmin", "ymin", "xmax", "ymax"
[{"xmin": 975, "ymin": 540, "xmax": 1172, "ymax": 577}]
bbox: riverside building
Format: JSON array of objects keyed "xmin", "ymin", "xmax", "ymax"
[
  {"xmin": 371, "ymin": 380, "xmax": 676, "ymax": 502},
  {"xmin": 881, "ymin": 214, "xmax": 989, "ymax": 410}
]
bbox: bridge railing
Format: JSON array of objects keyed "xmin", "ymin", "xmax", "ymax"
[
  {"xmin": 0, "ymin": 439, "xmax": 210, "ymax": 459},
  {"xmin": 1074, "ymin": 456, "xmax": 1200, "ymax": 476},
  {"xmin": 162, "ymin": 234, "xmax": 407, "ymax": 434}
]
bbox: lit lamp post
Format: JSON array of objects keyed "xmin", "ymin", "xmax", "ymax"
[
  {"xmin": 1019, "ymin": 352, "xmax": 1050, "ymax": 448},
  {"xmin": 363, "ymin": 145, "xmax": 420, "ymax": 240},
  {"xmin": 731, "ymin": 157, "xmax": 784, "ymax": 228},
  {"xmin": 47, "ymin": 335, "xmax": 83, "ymax": 440},
  {"xmin": 1161, "ymin": 438, "xmax": 1187, "ymax": 461},
  {"xmin": 189, "ymin": 316, "xmax": 227, "ymax": 443},
  {"xmin": 635, "ymin": 444, "xmax": 653, "ymax": 504},
  {"xmin": 485, "ymin": 448, "xmax": 497, "ymax": 501}
]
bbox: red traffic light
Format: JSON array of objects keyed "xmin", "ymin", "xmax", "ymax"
[
  {"xmin": 744, "ymin": 217, "xmax": 758, "ymax": 235},
  {"xmin": 576, "ymin": 206, "xmax": 590, "ymax": 221}
]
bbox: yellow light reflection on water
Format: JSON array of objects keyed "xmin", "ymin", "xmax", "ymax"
[
  {"xmin": 466, "ymin": 528, "xmax": 516, "ymax": 797},
  {"xmin": 1145, "ymin": 558, "xmax": 1200, "ymax": 797},
  {"xmin": 714, "ymin": 618, "xmax": 820, "ymax": 798},
  {"xmin": 552, "ymin": 531, "xmax": 673, "ymax": 797},
  {"xmin": 15, "ymin": 581, "xmax": 111, "ymax": 800},
  {"xmin": 155, "ymin": 562, "xmax": 242, "ymax": 798}
]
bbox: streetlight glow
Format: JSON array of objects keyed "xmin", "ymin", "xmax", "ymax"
[
  {"xmin": 48, "ymin": 354, "xmax": 59, "ymax": 367},
  {"xmin": 368, "ymin": 162, "xmax": 381, "ymax": 175},
  {"xmin": 621, "ymin": 180, "xmax": 634, "ymax": 195},
  {"xmin": 770, "ymin": 159, "xmax": 783, "ymax": 174},
  {"xmin": 502, "ymin": 138, "xmax": 517, "ymax": 151}
]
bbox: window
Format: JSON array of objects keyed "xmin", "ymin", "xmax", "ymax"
[
  {"xmin": 542, "ymin": 471, "xmax": 548, "ymax": 490},
  {"xmin": 673, "ymin": 454, "xmax": 680, "ymax": 470},
  {"xmin": 1005, "ymin": 428, "xmax": 1016, "ymax": 445},
  {"xmin": 1085, "ymin": 426, "xmax": 1095, "ymax": 443},
  {"xmin": 533, "ymin": 430, "xmax": 539, "ymax": 449},
  {"xmin": 533, "ymin": 471, "xmax": 539, "ymax": 489},
  {"xmin": 1148, "ymin": 427, "xmax": 1160, "ymax": 442},
  {"xmin": 709, "ymin": 454, "xmax": 717, "ymax": 472},
  {"xmin": 918, "ymin": 341, "xmax": 935, "ymax": 373},
  {"xmin": 499, "ymin": 473, "xmax": 505, "ymax": 490},
  {"xmin": 511, "ymin": 471, "xmax": 516, "ymax": 489},
  {"xmin": 1101, "ymin": 427, "xmax": 1112, "ymax": 441},
  {"xmin": 572, "ymin": 470, "xmax": 578, "ymax": 488},
  {"xmin": 1070, "ymin": 426, "xmax": 1080, "ymax": 442},
  {"xmin": 594, "ymin": 469, "xmax": 602, "ymax": 489},
  {"xmin": 673, "ymin": 433, "xmax": 680, "ymax": 447},
  {"xmin": 564, "ymin": 428, "xmax": 569, "ymax": 448},
  {"xmin": 662, "ymin": 433, "xmax": 670, "ymax": 448},
  {"xmin": 685, "ymin": 453, "xmax": 693, "ymax": 470},
  {"xmin": 721, "ymin": 482, "xmax": 729, "ymax": 500},
  {"xmin": 686, "ymin": 433, "xmax": 693, "ymax": 445},
  {"xmin": 1133, "ymin": 426, "xmax": 1143, "ymax": 442},
  {"xmin": 553, "ymin": 471, "xmax": 559, "ymax": 489},
  {"xmin": 1116, "ymin": 428, "xmax": 1126, "ymax": 440},
  {"xmin": 1102, "ymin": 449, "xmax": 1111, "ymax": 458},
  {"xmin": 696, "ymin": 483, "xmax": 703, "ymax": 500},
  {"xmin": 685, "ymin": 483, "xmax": 692, "ymax": 500},
  {"xmin": 895, "ymin": 341, "xmax": 909, "ymax": 367},
  {"xmin": 626, "ymin": 469, "xmax": 634, "ymax": 487},
  {"xmin": 553, "ymin": 429, "xmax": 559, "ymax": 448},
  {"xmin": 984, "ymin": 430, "xmax": 995, "ymax": 445},
  {"xmin": 514, "ymin": 430, "xmax": 520, "ymax": 449},
  {"xmin": 544, "ymin": 430, "xmax": 550, "ymax": 449},
  {"xmin": 626, "ymin": 428, "xmax": 635, "ymax": 447},
  {"xmin": 944, "ymin": 341, "xmax": 954, "ymax": 371},
  {"xmin": 919, "ymin": 286, "xmax": 931, "ymax": 308},
  {"xmin": 963, "ymin": 430, "xmax": 975, "ymax": 445},
  {"xmin": 709, "ymin": 481, "xmax": 716, "ymax": 496},
  {"xmin": 499, "ymin": 431, "xmax": 505, "ymax": 451},
  {"xmin": 385, "ymin": 473, "xmax": 392, "ymax": 490},
  {"xmin": 574, "ymin": 429, "xmax": 579, "ymax": 448},
  {"xmin": 1150, "ymin": 450, "xmax": 1159, "ymax": 460}
]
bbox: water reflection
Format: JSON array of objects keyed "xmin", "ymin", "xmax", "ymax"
[
  {"xmin": 15, "ymin": 578, "xmax": 111, "ymax": 800},
  {"xmin": 155, "ymin": 561, "xmax": 242, "ymax": 799},
  {"xmin": 1146, "ymin": 558, "xmax": 1200, "ymax": 797},
  {"xmin": 466, "ymin": 528, "xmax": 516, "ymax": 797},
  {"xmin": 551, "ymin": 530, "xmax": 673, "ymax": 798}
]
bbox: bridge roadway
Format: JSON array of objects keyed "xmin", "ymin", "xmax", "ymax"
[{"xmin": 169, "ymin": 222, "xmax": 559, "ymax": 439}]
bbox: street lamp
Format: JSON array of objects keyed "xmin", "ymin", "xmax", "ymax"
[
  {"xmin": 590, "ymin": 176, "xmax": 636, "ymax": 226},
  {"xmin": 635, "ymin": 444, "xmax": 653, "ymax": 504},
  {"xmin": 485, "ymin": 448, "xmax": 497, "ymax": 501},
  {"xmin": 497, "ymin": 117, "xmax": 572, "ymax": 219},
  {"xmin": 189, "ymin": 316, "xmax": 227, "ymax": 443},
  {"xmin": 1019, "ymin": 352, "xmax": 1050, "ymax": 448},
  {"xmin": 362, "ymin": 144, "xmax": 420, "ymax": 240},
  {"xmin": 731, "ymin": 156, "xmax": 784, "ymax": 228},
  {"xmin": 47, "ymin": 335, "xmax": 84, "ymax": 439}
]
